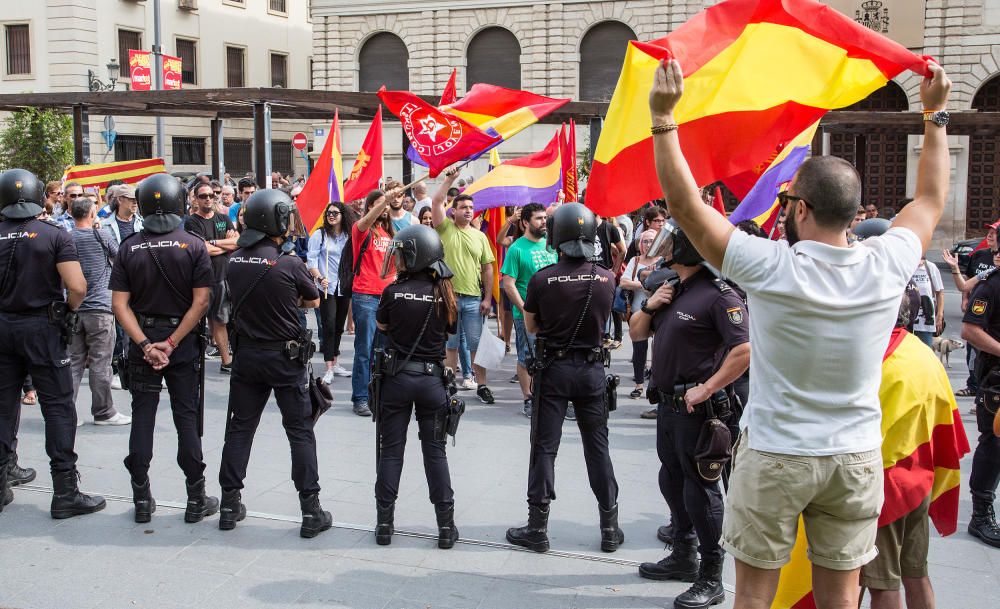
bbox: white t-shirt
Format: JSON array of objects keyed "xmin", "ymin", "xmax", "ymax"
[
  {"xmin": 910, "ymin": 261, "xmax": 943, "ymax": 333},
  {"xmin": 412, "ymin": 197, "xmax": 433, "ymax": 218},
  {"xmin": 721, "ymin": 227, "xmax": 922, "ymax": 456}
]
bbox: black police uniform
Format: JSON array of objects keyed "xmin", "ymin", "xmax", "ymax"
[
  {"xmin": 523, "ymin": 258, "xmax": 618, "ymax": 512},
  {"xmin": 374, "ymin": 273, "xmax": 457, "ymax": 511},
  {"xmin": 961, "ymin": 268, "xmax": 1000, "ymax": 546},
  {"xmin": 644, "ymin": 267, "xmax": 749, "ymax": 567},
  {"xmin": 964, "ymin": 249, "xmax": 997, "ymax": 394},
  {"xmin": 110, "ymin": 228, "xmax": 214, "ymax": 487},
  {"xmin": 218, "ymin": 240, "xmax": 322, "ymax": 506}
]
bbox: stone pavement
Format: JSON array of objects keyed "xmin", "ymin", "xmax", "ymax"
[{"xmin": 2, "ymin": 301, "xmax": 999, "ymax": 609}]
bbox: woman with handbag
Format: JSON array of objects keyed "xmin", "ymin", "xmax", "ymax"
[
  {"xmin": 620, "ymin": 230, "xmax": 661, "ymax": 400},
  {"xmin": 307, "ymin": 201, "xmax": 356, "ymax": 384}
]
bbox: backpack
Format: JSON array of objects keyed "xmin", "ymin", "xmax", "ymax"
[{"xmin": 337, "ymin": 230, "xmax": 371, "ymax": 297}]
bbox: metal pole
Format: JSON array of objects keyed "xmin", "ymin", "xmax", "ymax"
[
  {"xmin": 401, "ymin": 128, "xmax": 412, "ymax": 188},
  {"xmin": 153, "ymin": 0, "xmax": 165, "ymax": 159},
  {"xmin": 211, "ymin": 118, "xmax": 223, "ymax": 179},
  {"xmin": 73, "ymin": 104, "xmax": 91, "ymax": 165},
  {"xmin": 253, "ymin": 103, "xmax": 271, "ymax": 189}
]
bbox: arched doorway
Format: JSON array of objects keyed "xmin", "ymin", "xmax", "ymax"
[
  {"xmin": 826, "ymin": 81, "xmax": 910, "ymax": 216},
  {"xmin": 467, "ymin": 27, "xmax": 521, "ymax": 90},
  {"xmin": 968, "ymin": 75, "xmax": 1000, "ymax": 236},
  {"xmin": 358, "ymin": 32, "xmax": 409, "ymax": 92},
  {"xmin": 579, "ymin": 21, "xmax": 636, "ymax": 102}
]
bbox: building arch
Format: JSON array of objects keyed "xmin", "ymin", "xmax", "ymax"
[
  {"xmin": 967, "ymin": 74, "xmax": 1000, "ymax": 236},
  {"xmin": 578, "ymin": 20, "xmax": 636, "ymax": 102},
  {"xmin": 466, "ymin": 26, "xmax": 521, "ymax": 90},
  {"xmin": 357, "ymin": 31, "xmax": 409, "ymax": 92}
]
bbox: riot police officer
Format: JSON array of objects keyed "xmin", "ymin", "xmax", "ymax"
[
  {"xmin": 216, "ymin": 189, "xmax": 333, "ymax": 538},
  {"xmin": 110, "ymin": 173, "xmax": 218, "ymax": 524},
  {"xmin": 506, "ymin": 203, "xmax": 623, "ymax": 553},
  {"xmin": 0, "ymin": 168, "xmax": 106, "ymax": 518},
  {"xmin": 372, "ymin": 224, "xmax": 463, "ymax": 549},
  {"xmin": 629, "ymin": 221, "xmax": 750, "ymax": 609}
]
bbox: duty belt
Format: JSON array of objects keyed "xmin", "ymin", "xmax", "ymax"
[
  {"xmin": 234, "ymin": 334, "xmax": 289, "ymax": 351},
  {"xmin": 390, "ymin": 360, "xmax": 445, "ymax": 377},
  {"xmin": 542, "ymin": 347, "xmax": 606, "ymax": 363},
  {"xmin": 8, "ymin": 305, "xmax": 52, "ymax": 317},
  {"xmin": 139, "ymin": 315, "xmax": 181, "ymax": 328}
]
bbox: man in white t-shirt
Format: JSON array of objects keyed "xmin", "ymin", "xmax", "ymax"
[
  {"xmin": 648, "ymin": 59, "xmax": 952, "ymax": 609},
  {"xmin": 910, "ymin": 256, "xmax": 945, "ymax": 346}
]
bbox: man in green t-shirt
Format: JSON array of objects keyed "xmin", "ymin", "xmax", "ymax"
[
  {"xmin": 432, "ymin": 170, "xmax": 497, "ymax": 404},
  {"xmin": 500, "ymin": 203, "xmax": 558, "ymax": 417}
]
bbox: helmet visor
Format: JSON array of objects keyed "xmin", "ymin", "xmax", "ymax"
[
  {"xmin": 647, "ymin": 225, "xmax": 676, "ymax": 261},
  {"xmin": 288, "ymin": 206, "xmax": 308, "ymax": 239},
  {"xmin": 380, "ymin": 241, "xmax": 401, "ymax": 279}
]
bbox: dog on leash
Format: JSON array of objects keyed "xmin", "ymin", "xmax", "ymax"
[{"xmin": 932, "ymin": 337, "xmax": 964, "ymax": 368}]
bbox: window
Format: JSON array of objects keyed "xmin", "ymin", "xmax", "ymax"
[
  {"xmin": 466, "ymin": 27, "xmax": 520, "ymax": 90},
  {"xmin": 4, "ymin": 24, "xmax": 30, "ymax": 76},
  {"xmin": 271, "ymin": 140, "xmax": 292, "ymax": 175},
  {"xmin": 114, "ymin": 135, "xmax": 153, "ymax": 162},
  {"xmin": 270, "ymin": 52, "xmax": 287, "ymax": 88},
  {"xmin": 358, "ymin": 32, "xmax": 408, "ymax": 92},
  {"xmin": 172, "ymin": 137, "xmax": 205, "ymax": 165},
  {"xmin": 176, "ymin": 38, "xmax": 197, "ymax": 85},
  {"xmin": 226, "ymin": 45, "xmax": 246, "ymax": 87},
  {"xmin": 118, "ymin": 29, "xmax": 143, "ymax": 78},
  {"xmin": 579, "ymin": 22, "xmax": 636, "ymax": 102},
  {"xmin": 269, "ymin": 0, "xmax": 287, "ymax": 14},
  {"xmin": 223, "ymin": 139, "xmax": 253, "ymax": 176}
]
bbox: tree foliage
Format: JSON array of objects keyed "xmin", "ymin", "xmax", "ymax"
[{"xmin": 0, "ymin": 108, "xmax": 74, "ymax": 182}]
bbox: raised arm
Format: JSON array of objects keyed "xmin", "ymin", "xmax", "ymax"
[
  {"xmin": 431, "ymin": 170, "xmax": 459, "ymax": 228},
  {"xmin": 648, "ymin": 59, "xmax": 733, "ymax": 269}
]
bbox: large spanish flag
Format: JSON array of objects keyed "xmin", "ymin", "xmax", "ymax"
[
  {"xmin": 586, "ymin": 0, "xmax": 929, "ymax": 217},
  {"xmin": 461, "ymin": 131, "xmax": 563, "ymax": 212},
  {"xmin": 62, "ymin": 158, "xmax": 166, "ymax": 191},
  {"xmin": 772, "ymin": 328, "xmax": 970, "ymax": 609}
]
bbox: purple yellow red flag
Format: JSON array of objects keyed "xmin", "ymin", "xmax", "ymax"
[
  {"xmin": 343, "ymin": 106, "xmax": 383, "ymax": 202},
  {"xmin": 62, "ymin": 158, "xmax": 166, "ymax": 191},
  {"xmin": 297, "ymin": 111, "xmax": 344, "ymax": 232},
  {"xmin": 586, "ymin": 0, "xmax": 929, "ymax": 217},
  {"xmin": 461, "ymin": 131, "xmax": 563, "ymax": 212},
  {"xmin": 772, "ymin": 328, "xmax": 970, "ymax": 609}
]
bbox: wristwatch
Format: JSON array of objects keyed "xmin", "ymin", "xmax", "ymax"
[
  {"xmin": 923, "ymin": 110, "xmax": 950, "ymax": 128},
  {"xmin": 640, "ymin": 300, "xmax": 659, "ymax": 315},
  {"xmin": 138, "ymin": 339, "xmax": 152, "ymax": 352}
]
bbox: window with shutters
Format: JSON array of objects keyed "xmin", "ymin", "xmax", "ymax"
[
  {"xmin": 176, "ymin": 38, "xmax": 197, "ymax": 85},
  {"xmin": 224, "ymin": 139, "xmax": 253, "ymax": 176},
  {"xmin": 226, "ymin": 45, "xmax": 246, "ymax": 88},
  {"xmin": 270, "ymin": 52, "xmax": 288, "ymax": 88},
  {"xmin": 268, "ymin": 0, "xmax": 287, "ymax": 15},
  {"xmin": 172, "ymin": 137, "xmax": 206, "ymax": 166},
  {"xmin": 467, "ymin": 27, "xmax": 520, "ymax": 90},
  {"xmin": 358, "ymin": 33, "xmax": 408, "ymax": 92},
  {"xmin": 579, "ymin": 21, "xmax": 636, "ymax": 102},
  {"xmin": 4, "ymin": 23, "xmax": 31, "ymax": 76},
  {"xmin": 271, "ymin": 141, "xmax": 292, "ymax": 175},
  {"xmin": 118, "ymin": 29, "xmax": 143, "ymax": 79},
  {"xmin": 114, "ymin": 135, "xmax": 153, "ymax": 162}
]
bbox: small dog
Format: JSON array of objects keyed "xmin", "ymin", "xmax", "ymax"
[{"xmin": 932, "ymin": 337, "xmax": 964, "ymax": 368}]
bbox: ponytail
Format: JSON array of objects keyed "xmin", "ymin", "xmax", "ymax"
[{"xmin": 434, "ymin": 277, "xmax": 458, "ymax": 326}]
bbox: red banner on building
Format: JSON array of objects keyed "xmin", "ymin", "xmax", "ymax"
[
  {"xmin": 128, "ymin": 50, "xmax": 152, "ymax": 91},
  {"xmin": 162, "ymin": 54, "xmax": 182, "ymax": 90}
]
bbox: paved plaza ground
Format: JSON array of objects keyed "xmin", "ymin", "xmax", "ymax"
[{"xmin": 2, "ymin": 281, "xmax": 1000, "ymax": 609}]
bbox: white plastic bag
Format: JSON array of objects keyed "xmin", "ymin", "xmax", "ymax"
[{"xmin": 473, "ymin": 324, "xmax": 506, "ymax": 371}]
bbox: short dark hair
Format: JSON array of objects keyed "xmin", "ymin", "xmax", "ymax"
[
  {"xmin": 643, "ymin": 206, "xmax": 666, "ymax": 224},
  {"xmin": 237, "ymin": 177, "xmax": 256, "ymax": 192},
  {"xmin": 792, "ymin": 157, "xmax": 861, "ymax": 230},
  {"xmin": 70, "ymin": 196, "xmax": 95, "ymax": 220},
  {"xmin": 453, "ymin": 194, "xmax": 474, "ymax": 207},
  {"xmin": 521, "ymin": 203, "xmax": 546, "ymax": 221},
  {"xmin": 735, "ymin": 220, "xmax": 766, "ymax": 238},
  {"xmin": 447, "ymin": 187, "xmax": 460, "ymax": 198}
]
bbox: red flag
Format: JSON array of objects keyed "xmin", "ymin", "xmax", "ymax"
[
  {"xmin": 379, "ymin": 87, "xmax": 501, "ymax": 178},
  {"xmin": 297, "ymin": 113, "xmax": 342, "ymax": 232},
  {"xmin": 563, "ymin": 120, "xmax": 579, "ymax": 202},
  {"xmin": 344, "ymin": 107, "xmax": 383, "ymax": 202},
  {"xmin": 440, "ymin": 68, "xmax": 458, "ymax": 106},
  {"xmin": 711, "ymin": 186, "xmax": 727, "ymax": 216}
]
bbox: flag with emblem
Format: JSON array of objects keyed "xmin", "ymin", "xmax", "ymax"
[
  {"xmin": 296, "ymin": 110, "xmax": 344, "ymax": 232},
  {"xmin": 343, "ymin": 106, "xmax": 383, "ymax": 202},
  {"xmin": 62, "ymin": 158, "xmax": 167, "ymax": 192},
  {"xmin": 585, "ymin": 0, "xmax": 930, "ymax": 217}
]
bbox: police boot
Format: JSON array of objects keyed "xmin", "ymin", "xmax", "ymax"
[
  {"xmin": 8, "ymin": 452, "xmax": 36, "ymax": 486},
  {"xmin": 435, "ymin": 503, "xmax": 459, "ymax": 550},
  {"xmin": 674, "ymin": 554, "xmax": 725, "ymax": 609},
  {"xmin": 638, "ymin": 537, "xmax": 699, "ymax": 582},
  {"xmin": 968, "ymin": 492, "xmax": 1000, "ymax": 548},
  {"xmin": 299, "ymin": 493, "xmax": 333, "ymax": 539},
  {"xmin": 599, "ymin": 504, "xmax": 625, "ymax": 552},
  {"xmin": 375, "ymin": 502, "xmax": 394, "ymax": 545},
  {"xmin": 218, "ymin": 489, "xmax": 246, "ymax": 531},
  {"xmin": 49, "ymin": 469, "xmax": 106, "ymax": 519},
  {"xmin": 657, "ymin": 520, "xmax": 675, "ymax": 545},
  {"xmin": 1, "ymin": 458, "xmax": 12, "ymax": 512},
  {"xmin": 506, "ymin": 504, "xmax": 550, "ymax": 553},
  {"xmin": 184, "ymin": 477, "xmax": 219, "ymax": 523},
  {"xmin": 131, "ymin": 478, "xmax": 156, "ymax": 524}
]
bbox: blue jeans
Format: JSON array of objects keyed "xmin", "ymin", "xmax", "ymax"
[
  {"xmin": 457, "ymin": 326, "xmax": 473, "ymax": 378},
  {"xmin": 446, "ymin": 294, "xmax": 485, "ymax": 358},
  {"xmin": 351, "ymin": 293, "xmax": 381, "ymax": 405}
]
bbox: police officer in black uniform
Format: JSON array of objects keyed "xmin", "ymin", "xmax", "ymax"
[
  {"xmin": 505, "ymin": 203, "xmax": 623, "ymax": 553},
  {"xmin": 0, "ymin": 168, "xmax": 106, "ymax": 518},
  {"xmin": 372, "ymin": 224, "xmax": 462, "ymax": 549},
  {"xmin": 110, "ymin": 173, "xmax": 218, "ymax": 524},
  {"xmin": 629, "ymin": 221, "xmax": 750, "ymax": 609},
  {"xmin": 216, "ymin": 189, "xmax": 333, "ymax": 538}
]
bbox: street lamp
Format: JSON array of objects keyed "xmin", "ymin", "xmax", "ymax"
[{"xmin": 88, "ymin": 58, "xmax": 123, "ymax": 92}]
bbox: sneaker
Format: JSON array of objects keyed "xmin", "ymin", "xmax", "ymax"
[
  {"xmin": 205, "ymin": 346, "xmax": 220, "ymax": 358},
  {"xmin": 509, "ymin": 374, "xmax": 519, "ymax": 384},
  {"xmin": 331, "ymin": 364, "xmax": 351, "ymax": 377},
  {"xmin": 353, "ymin": 402, "xmax": 372, "ymax": 417},
  {"xmin": 477, "ymin": 385, "xmax": 495, "ymax": 405},
  {"xmin": 111, "ymin": 375, "xmax": 123, "ymax": 390},
  {"xmin": 566, "ymin": 405, "xmax": 577, "ymax": 421},
  {"xmin": 321, "ymin": 370, "xmax": 335, "ymax": 385},
  {"xmin": 220, "ymin": 362, "xmax": 232, "ymax": 374},
  {"xmin": 522, "ymin": 398, "xmax": 532, "ymax": 418},
  {"xmin": 94, "ymin": 412, "xmax": 132, "ymax": 426},
  {"xmin": 460, "ymin": 378, "xmax": 477, "ymax": 391}
]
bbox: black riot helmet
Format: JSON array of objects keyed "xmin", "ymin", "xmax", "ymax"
[
  {"xmin": 237, "ymin": 189, "xmax": 295, "ymax": 248},
  {"xmin": 546, "ymin": 202, "xmax": 597, "ymax": 259},
  {"xmin": 382, "ymin": 224, "xmax": 453, "ymax": 279},
  {"xmin": 0, "ymin": 168, "xmax": 45, "ymax": 220},
  {"xmin": 648, "ymin": 219, "xmax": 704, "ymax": 267},
  {"xmin": 136, "ymin": 173, "xmax": 187, "ymax": 233},
  {"xmin": 852, "ymin": 217, "xmax": 891, "ymax": 241}
]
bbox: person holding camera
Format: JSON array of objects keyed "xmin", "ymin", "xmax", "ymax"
[{"xmin": 629, "ymin": 221, "xmax": 749, "ymax": 609}]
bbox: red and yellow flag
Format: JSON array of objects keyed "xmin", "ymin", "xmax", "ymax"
[
  {"xmin": 586, "ymin": 0, "xmax": 929, "ymax": 217},
  {"xmin": 343, "ymin": 106, "xmax": 383, "ymax": 203},
  {"xmin": 297, "ymin": 111, "xmax": 344, "ymax": 232},
  {"xmin": 62, "ymin": 158, "xmax": 166, "ymax": 192}
]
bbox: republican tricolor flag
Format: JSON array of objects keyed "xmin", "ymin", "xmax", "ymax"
[{"xmin": 297, "ymin": 110, "xmax": 344, "ymax": 232}]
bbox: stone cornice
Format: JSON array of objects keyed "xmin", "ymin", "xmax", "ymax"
[{"xmin": 311, "ymin": 0, "xmax": 592, "ymax": 17}]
